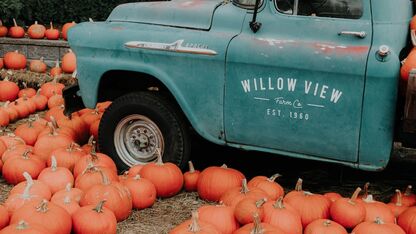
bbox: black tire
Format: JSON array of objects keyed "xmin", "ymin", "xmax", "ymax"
[{"xmin": 98, "ymin": 91, "xmax": 190, "ymax": 171}]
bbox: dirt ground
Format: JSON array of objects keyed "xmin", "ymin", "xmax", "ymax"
[{"xmin": 1, "ymin": 71, "xmax": 416, "ymax": 233}]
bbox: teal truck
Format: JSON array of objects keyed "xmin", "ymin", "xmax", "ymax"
[{"xmin": 64, "ymin": 0, "xmax": 415, "ymax": 171}]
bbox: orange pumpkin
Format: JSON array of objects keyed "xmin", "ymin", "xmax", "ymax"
[
  {"xmin": 352, "ymin": 217, "xmax": 405, "ymax": 234},
  {"xmin": 28, "ymin": 21, "xmax": 46, "ymax": 39},
  {"xmin": 0, "ymin": 20, "xmax": 7, "ymax": 37},
  {"xmin": 122, "ymin": 174, "xmax": 157, "ymax": 209},
  {"xmin": 48, "ymin": 143, "xmax": 85, "ymax": 172},
  {"xmin": 362, "ymin": 195, "xmax": 395, "ymax": 224},
  {"xmin": 74, "ymin": 165, "xmax": 119, "ymax": 191},
  {"xmin": 284, "ymin": 190, "xmax": 331, "ymax": 228},
  {"xmin": 127, "ymin": 164, "xmax": 144, "ymax": 177},
  {"xmin": 2, "ymin": 150, "xmax": 46, "ymax": 185},
  {"xmin": 51, "ymin": 183, "xmax": 84, "ymax": 203},
  {"xmin": 50, "ymin": 60, "xmax": 62, "ymax": 77},
  {"xmin": 263, "ymin": 197, "xmax": 302, "ymax": 234},
  {"xmin": 391, "ymin": 185, "xmax": 416, "ymax": 207},
  {"xmin": 33, "ymin": 123, "xmax": 73, "ymax": 162},
  {"xmin": 0, "ymin": 57, "xmax": 3, "ymax": 69},
  {"xmin": 62, "ymin": 21, "xmax": 76, "ymax": 40},
  {"xmin": 39, "ymin": 77, "xmax": 65, "ymax": 98},
  {"xmin": 220, "ymin": 178, "xmax": 270, "ymax": 208},
  {"xmin": 0, "ymin": 204, "xmax": 9, "ymax": 229},
  {"xmin": 4, "ymin": 50, "xmax": 26, "ymax": 70},
  {"xmin": 140, "ymin": 150, "xmax": 184, "ymax": 198},
  {"xmin": 0, "ymin": 108, "xmax": 10, "ymax": 127},
  {"xmin": 47, "ymin": 93, "xmax": 64, "ymax": 109},
  {"xmin": 397, "ymin": 206, "xmax": 416, "ymax": 234},
  {"xmin": 72, "ymin": 200, "xmax": 117, "ymax": 234},
  {"xmin": 37, "ymin": 156, "xmax": 74, "ymax": 194},
  {"xmin": 0, "ymin": 78, "xmax": 19, "ymax": 101},
  {"xmin": 304, "ymin": 219, "xmax": 348, "ymax": 234},
  {"xmin": 184, "ymin": 160, "xmax": 200, "ymax": 192},
  {"xmin": 197, "ymin": 164, "xmax": 245, "ymax": 202},
  {"xmin": 51, "ymin": 195, "xmax": 80, "ymax": 216},
  {"xmin": 401, "ymin": 49, "xmax": 416, "ymax": 81},
  {"xmin": 18, "ymin": 83, "xmax": 36, "ymax": 98},
  {"xmin": 62, "ymin": 49, "xmax": 76, "ymax": 73},
  {"xmin": 14, "ymin": 120, "xmax": 42, "ymax": 146},
  {"xmin": 73, "ymin": 143, "xmax": 117, "ymax": 178},
  {"xmin": 31, "ymin": 89, "xmax": 48, "ymax": 111},
  {"xmin": 29, "ymin": 57, "xmax": 47, "ymax": 73},
  {"xmin": 45, "ymin": 22, "xmax": 59, "ymax": 40},
  {"xmin": 80, "ymin": 171, "xmax": 132, "ymax": 222},
  {"xmin": 170, "ymin": 211, "xmax": 221, "ymax": 234},
  {"xmin": 234, "ymin": 198, "xmax": 267, "ymax": 225},
  {"xmin": 9, "ymin": 171, "xmax": 52, "ymax": 200},
  {"xmin": 330, "ymin": 187, "xmax": 366, "ymax": 229},
  {"xmin": 197, "ymin": 204, "xmax": 240, "ymax": 234},
  {"xmin": 10, "ymin": 199, "xmax": 72, "ymax": 234},
  {"xmin": 388, "ymin": 189, "xmax": 409, "ymax": 218},
  {"xmin": 1, "ymin": 145, "xmax": 33, "ymax": 163},
  {"xmin": 248, "ymin": 173, "xmax": 284, "ymax": 200},
  {"xmin": 4, "ymin": 181, "xmax": 43, "ymax": 216},
  {"xmin": 8, "ymin": 19, "xmax": 25, "ymax": 38},
  {"xmin": 411, "ymin": 15, "xmax": 416, "ymax": 31}
]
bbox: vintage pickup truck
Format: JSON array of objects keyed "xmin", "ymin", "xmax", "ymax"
[{"xmin": 65, "ymin": 0, "xmax": 415, "ymax": 171}]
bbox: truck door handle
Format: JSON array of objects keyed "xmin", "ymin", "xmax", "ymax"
[{"xmin": 338, "ymin": 31, "xmax": 367, "ymax": 39}]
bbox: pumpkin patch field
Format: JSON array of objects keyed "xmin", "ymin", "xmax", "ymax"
[{"xmin": 0, "ymin": 66, "xmax": 415, "ymax": 233}]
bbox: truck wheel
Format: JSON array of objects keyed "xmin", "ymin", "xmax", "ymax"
[{"xmin": 98, "ymin": 92, "xmax": 190, "ymax": 171}]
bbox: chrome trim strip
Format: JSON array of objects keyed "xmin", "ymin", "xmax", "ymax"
[{"xmin": 124, "ymin": 39, "xmax": 217, "ymax": 56}]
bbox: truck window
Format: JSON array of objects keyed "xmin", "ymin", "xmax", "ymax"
[{"xmin": 275, "ymin": 0, "xmax": 363, "ymax": 19}]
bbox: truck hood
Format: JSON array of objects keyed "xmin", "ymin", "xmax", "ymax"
[{"xmin": 107, "ymin": 0, "xmax": 224, "ymax": 30}]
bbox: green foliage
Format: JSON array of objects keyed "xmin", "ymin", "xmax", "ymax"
[{"xmin": 0, "ymin": 0, "xmax": 149, "ymax": 26}]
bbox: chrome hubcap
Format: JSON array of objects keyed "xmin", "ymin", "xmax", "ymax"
[{"xmin": 114, "ymin": 114, "xmax": 164, "ymax": 166}]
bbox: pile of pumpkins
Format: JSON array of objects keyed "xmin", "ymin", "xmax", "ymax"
[
  {"xmin": 0, "ymin": 49, "xmax": 76, "ymax": 78},
  {"xmin": 0, "ymin": 19, "xmax": 76, "ymax": 41}
]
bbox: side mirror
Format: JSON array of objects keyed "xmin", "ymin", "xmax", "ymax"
[{"xmin": 250, "ymin": 0, "xmax": 262, "ymax": 33}]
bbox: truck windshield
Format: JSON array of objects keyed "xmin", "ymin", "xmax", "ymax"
[{"xmin": 233, "ymin": 0, "xmax": 263, "ymax": 9}]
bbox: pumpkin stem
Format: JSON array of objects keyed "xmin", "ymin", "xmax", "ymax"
[
  {"xmin": 273, "ymin": 196, "xmax": 285, "ymax": 209},
  {"xmin": 36, "ymin": 199, "xmax": 49, "ymax": 213},
  {"xmin": 404, "ymin": 185, "xmax": 413, "ymax": 196},
  {"xmin": 72, "ymin": 70, "xmax": 77, "ymax": 78},
  {"xmin": 255, "ymin": 198, "xmax": 267, "ymax": 208},
  {"xmin": 374, "ymin": 217, "xmax": 385, "ymax": 225},
  {"xmin": 16, "ymin": 220, "xmax": 30, "ymax": 230},
  {"xmin": 155, "ymin": 148, "xmax": 164, "ymax": 166},
  {"xmin": 27, "ymin": 119, "xmax": 33, "ymax": 128},
  {"xmin": 240, "ymin": 178, "xmax": 250, "ymax": 194},
  {"xmin": 294, "ymin": 178, "xmax": 303, "ymax": 191},
  {"xmin": 22, "ymin": 171, "xmax": 34, "ymax": 186},
  {"xmin": 349, "ymin": 187, "xmax": 362, "ymax": 204},
  {"xmin": 13, "ymin": 18, "xmax": 17, "ymax": 27},
  {"xmin": 251, "ymin": 213, "xmax": 264, "ymax": 234},
  {"xmin": 323, "ymin": 220, "xmax": 332, "ymax": 227},
  {"xmin": 0, "ymin": 20, "xmax": 2, "ymax": 27},
  {"xmin": 22, "ymin": 149, "xmax": 32, "ymax": 159},
  {"xmin": 221, "ymin": 164, "xmax": 228, "ymax": 169},
  {"xmin": 267, "ymin": 173, "xmax": 282, "ymax": 182},
  {"xmin": 63, "ymin": 195, "xmax": 71, "ymax": 204},
  {"xmin": 395, "ymin": 189, "xmax": 403, "ymax": 206},
  {"xmin": 188, "ymin": 211, "xmax": 201, "ymax": 233},
  {"xmin": 81, "ymin": 161, "xmax": 98, "ymax": 175},
  {"xmin": 22, "ymin": 178, "xmax": 34, "ymax": 199},
  {"xmin": 50, "ymin": 155, "xmax": 58, "ymax": 172},
  {"xmin": 34, "ymin": 21, "xmax": 38, "ymax": 25},
  {"xmin": 55, "ymin": 59, "xmax": 59, "ymax": 68},
  {"xmin": 362, "ymin": 194, "xmax": 375, "ymax": 203},
  {"xmin": 188, "ymin": 161, "xmax": 195, "ymax": 173},
  {"xmin": 65, "ymin": 183, "xmax": 72, "ymax": 192},
  {"xmin": 90, "ymin": 141, "xmax": 98, "ymax": 161},
  {"xmin": 99, "ymin": 169, "xmax": 110, "ymax": 185},
  {"xmin": 134, "ymin": 174, "xmax": 142, "ymax": 180},
  {"xmin": 93, "ymin": 200, "xmax": 106, "ymax": 213},
  {"xmin": 87, "ymin": 135, "xmax": 94, "ymax": 145},
  {"xmin": 361, "ymin": 182, "xmax": 370, "ymax": 199}
]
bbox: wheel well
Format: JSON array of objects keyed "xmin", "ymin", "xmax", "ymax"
[{"xmin": 98, "ymin": 70, "xmax": 191, "ymax": 126}]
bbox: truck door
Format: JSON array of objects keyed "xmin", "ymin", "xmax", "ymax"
[{"xmin": 224, "ymin": 0, "xmax": 372, "ymax": 162}]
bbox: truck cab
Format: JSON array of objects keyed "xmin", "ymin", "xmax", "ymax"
[{"xmin": 65, "ymin": 0, "xmax": 414, "ymax": 171}]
